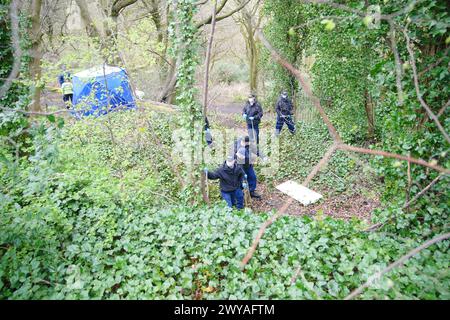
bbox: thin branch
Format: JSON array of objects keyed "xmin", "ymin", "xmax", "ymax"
[
  {"xmin": 255, "ymin": 28, "xmax": 341, "ymax": 142},
  {"xmin": 195, "ymin": 0, "xmax": 251, "ymax": 28},
  {"xmin": 345, "ymin": 232, "xmax": 450, "ymax": 300},
  {"xmin": 364, "ymin": 174, "xmax": 445, "ymax": 232},
  {"xmin": 404, "ymin": 175, "xmax": 444, "ymax": 209},
  {"xmin": 402, "ymin": 27, "xmax": 450, "ymax": 145},
  {"xmin": 202, "ymin": 0, "xmax": 217, "ymax": 116},
  {"xmin": 290, "ymin": 265, "xmax": 323, "ymax": 299},
  {"xmin": 337, "ymin": 144, "xmax": 449, "ymax": 174},
  {"xmin": 437, "ymin": 100, "xmax": 449, "ymax": 118},
  {"xmin": 418, "ymin": 47, "xmax": 449, "ymax": 78},
  {"xmin": 215, "ymin": 0, "xmax": 251, "ymax": 23}
]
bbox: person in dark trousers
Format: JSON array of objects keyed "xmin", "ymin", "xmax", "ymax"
[
  {"xmin": 206, "ymin": 156, "xmax": 245, "ymax": 209},
  {"xmin": 61, "ymin": 78, "xmax": 73, "ymax": 108},
  {"xmin": 242, "ymin": 94, "xmax": 263, "ymax": 145},
  {"xmin": 275, "ymin": 90, "xmax": 296, "ymax": 135},
  {"xmin": 235, "ymin": 136, "xmax": 261, "ymax": 199},
  {"xmin": 204, "ymin": 116, "xmax": 213, "ymax": 146}
]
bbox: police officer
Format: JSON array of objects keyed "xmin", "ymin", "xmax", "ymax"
[
  {"xmin": 205, "ymin": 156, "xmax": 245, "ymax": 209},
  {"xmin": 275, "ymin": 90, "xmax": 296, "ymax": 135},
  {"xmin": 242, "ymin": 94, "xmax": 263, "ymax": 145},
  {"xmin": 235, "ymin": 136, "xmax": 261, "ymax": 199}
]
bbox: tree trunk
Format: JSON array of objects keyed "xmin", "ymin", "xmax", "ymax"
[
  {"xmin": 249, "ymin": 33, "xmax": 258, "ymax": 93},
  {"xmin": 159, "ymin": 56, "xmax": 179, "ymax": 103},
  {"xmin": 201, "ymin": 0, "xmax": 218, "ymax": 204},
  {"xmin": 75, "ymin": 0, "xmax": 102, "ymax": 39},
  {"xmin": 29, "ymin": 0, "xmax": 43, "ymax": 113}
]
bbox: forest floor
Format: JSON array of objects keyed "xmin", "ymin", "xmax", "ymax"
[
  {"xmin": 208, "ymin": 101, "xmax": 380, "ymax": 224},
  {"xmin": 42, "ymin": 87, "xmax": 380, "ymax": 223}
]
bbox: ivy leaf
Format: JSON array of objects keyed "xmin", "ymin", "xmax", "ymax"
[{"xmin": 47, "ymin": 115, "xmax": 56, "ymax": 123}]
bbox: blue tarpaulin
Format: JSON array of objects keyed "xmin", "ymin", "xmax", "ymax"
[{"xmin": 72, "ymin": 65, "xmax": 136, "ymax": 117}]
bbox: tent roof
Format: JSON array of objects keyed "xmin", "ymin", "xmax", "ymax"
[{"xmin": 74, "ymin": 65, "xmax": 124, "ymax": 79}]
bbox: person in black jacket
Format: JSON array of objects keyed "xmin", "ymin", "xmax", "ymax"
[
  {"xmin": 206, "ymin": 156, "xmax": 245, "ymax": 209},
  {"xmin": 235, "ymin": 136, "xmax": 261, "ymax": 199},
  {"xmin": 275, "ymin": 90, "xmax": 296, "ymax": 135},
  {"xmin": 242, "ymin": 94, "xmax": 263, "ymax": 145}
]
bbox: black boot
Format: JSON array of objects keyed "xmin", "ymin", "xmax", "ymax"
[{"xmin": 250, "ymin": 191, "xmax": 261, "ymax": 199}]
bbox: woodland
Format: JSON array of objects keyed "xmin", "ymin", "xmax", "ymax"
[{"xmin": 0, "ymin": 0, "xmax": 449, "ymax": 300}]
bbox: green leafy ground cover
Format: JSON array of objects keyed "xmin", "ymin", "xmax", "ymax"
[{"xmin": 1, "ymin": 110, "xmax": 448, "ymax": 299}]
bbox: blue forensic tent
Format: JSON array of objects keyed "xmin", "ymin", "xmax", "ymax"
[{"xmin": 72, "ymin": 65, "xmax": 136, "ymax": 117}]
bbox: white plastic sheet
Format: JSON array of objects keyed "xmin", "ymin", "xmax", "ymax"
[{"xmin": 276, "ymin": 180, "xmax": 322, "ymax": 206}]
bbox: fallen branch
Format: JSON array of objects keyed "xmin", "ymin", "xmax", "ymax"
[{"xmin": 345, "ymin": 232, "xmax": 450, "ymax": 300}]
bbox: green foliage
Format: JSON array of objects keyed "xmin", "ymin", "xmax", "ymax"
[
  {"xmin": 0, "ymin": 107, "xmax": 448, "ymax": 300},
  {"xmin": 262, "ymin": 0, "xmax": 449, "ymax": 235},
  {"xmin": 261, "ymin": 0, "xmax": 308, "ymax": 103},
  {"xmin": 1, "ymin": 196, "xmax": 448, "ymax": 299},
  {"xmin": 0, "ymin": 0, "xmax": 449, "ymax": 301},
  {"xmin": 169, "ymin": 0, "xmax": 204, "ymax": 202},
  {"xmin": 368, "ymin": 0, "xmax": 450, "ymax": 234}
]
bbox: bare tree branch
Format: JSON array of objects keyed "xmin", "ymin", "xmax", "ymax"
[
  {"xmin": 195, "ymin": 0, "xmax": 251, "ymax": 28},
  {"xmin": 402, "ymin": 27, "xmax": 450, "ymax": 145},
  {"xmin": 337, "ymin": 144, "xmax": 449, "ymax": 174},
  {"xmin": 364, "ymin": 174, "xmax": 445, "ymax": 232},
  {"xmin": 195, "ymin": 0, "xmax": 229, "ymax": 28},
  {"xmin": 345, "ymin": 232, "xmax": 450, "ymax": 300}
]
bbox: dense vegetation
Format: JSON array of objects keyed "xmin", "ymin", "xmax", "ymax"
[{"xmin": 1, "ymin": 0, "xmax": 449, "ymax": 300}]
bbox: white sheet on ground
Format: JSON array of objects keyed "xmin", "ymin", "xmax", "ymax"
[{"xmin": 276, "ymin": 180, "xmax": 322, "ymax": 206}]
